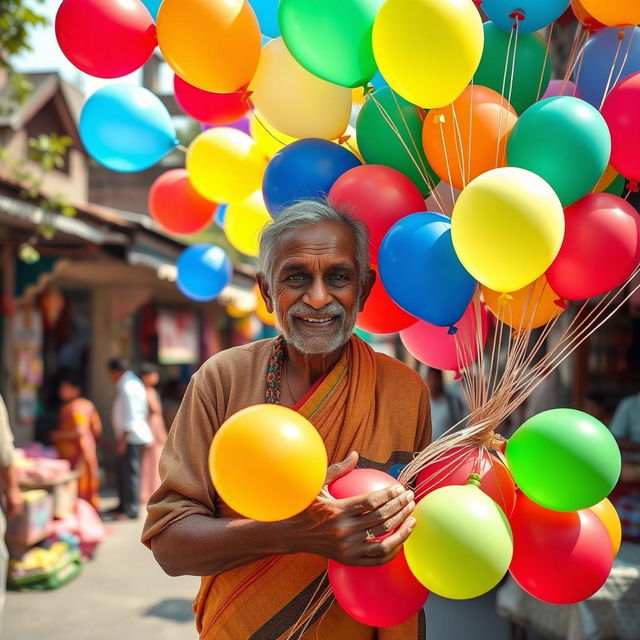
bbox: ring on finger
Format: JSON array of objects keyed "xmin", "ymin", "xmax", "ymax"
[{"xmin": 365, "ymin": 528, "xmax": 376, "ymax": 543}]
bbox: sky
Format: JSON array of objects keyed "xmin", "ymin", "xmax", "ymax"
[{"xmin": 12, "ymin": 0, "xmax": 173, "ymax": 97}]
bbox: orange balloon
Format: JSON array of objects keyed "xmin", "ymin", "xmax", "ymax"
[
  {"xmin": 208, "ymin": 404, "xmax": 328, "ymax": 521},
  {"xmin": 572, "ymin": 0, "xmax": 605, "ymax": 32},
  {"xmin": 482, "ymin": 276, "xmax": 564, "ymax": 330},
  {"xmin": 590, "ymin": 498, "xmax": 622, "ymax": 555},
  {"xmin": 593, "ymin": 164, "xmax": 618, "ymax": 193},
  {"xmin": 580, "ymin": 0, "xmax": 640, "ymax": 27},
  {"xmin": 422, "ymin": 85, "xmax": 518, "ymax": 191},
  {"xmin": 254, "ymin": 283, "xmax": 276, "ymax": 326},
  {"xmin": 157, "ymin": 0, "xmax": 261, "ymax": 93}
]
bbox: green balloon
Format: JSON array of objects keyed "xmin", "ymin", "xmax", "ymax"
[
  {"xmin": 279, "ymin": 0, "xmax": 384, "ymax": 88},
  {"xmin": 604, "ymin": 173, "xmax": 626, "ymax": 196},
  {"xmin": 507, "ymin": 96, "xmax": 611, "ymax": 207},
  {"xmin": 474, "ymin": 22, "xmax": 552, "ymax": 115},
  {"xmin": 356, "ymin": 87, "xmax": 439, "ymax": 196},
  {"xmin": 505, "ymin": 408, "xmax": 621, "ymax": 512},
  {"xmin": 404, "ymin": 484, "xmax": 513, "ymax": 600}
]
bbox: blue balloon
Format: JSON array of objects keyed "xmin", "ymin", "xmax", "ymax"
[
  {"xmin": 482, "ymin": 0, "xmax": 570, "ymax": 34},
  {"xmin": 80, "ymin": 84, "xmax": 177, "ymax": 173},
  {"xmin": 214, "ymin": 204, "xmax": 227, "ymax": 229},
  {"xmin": 379, "ymin": 213, "xmax": 476, "ymax": 328},
  {"xmin": 141, "ymin": 0, "xmax": 162, "ymax": 20},
  {"xmin": 249, "ymin": 0, "xmax": 280, "ymax": 38},
  {"xmin": 176, "ymin": 245, "xmax": 232, "ymax": 302},
  {"xmin": 575, "ymin": 27, "xmax": 640, "ymax": 108},
  {"xmin": 262, "ymin": 139, "xmax": 362, "ymax": 217},
  {"xmin": 370, "ymin": 70, "xmax": 388, "ymax": 90}
]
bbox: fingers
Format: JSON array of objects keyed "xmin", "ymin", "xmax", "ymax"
[
  {"xmin": 341, "ymin": 483, "xmax": 406, "ymax": 516},
  {"xmin": 357, "ymin": 516, "xmax": 417, "ymax": 566},
  {"xmin": 325, "ymin": 451, "xmax": 359, "ymax": 485},
  {"xmin": 359, "ymin": 491, "xmax": 416, "ymax": 539}
]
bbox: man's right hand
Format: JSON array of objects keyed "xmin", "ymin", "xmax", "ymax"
[{"xmin": 278, "ymin": 452, "xmax": 416, "ymax": 566}]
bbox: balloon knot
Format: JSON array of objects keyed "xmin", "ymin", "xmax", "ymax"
[
  {"xmin": 453, "ymin": 370, "xmax": 462, "ymax": 381},
  {"xmin": 619, "ymin": 29, "xmax": 626, "ymax": 41},
  {"xmin": 466, "ymin": 473, "xmax": 482, "ymax": 488},
  {"xmin": 626, "ymin": 180, "xmax": 639, "ymax": 192},
  {"xmin": 497, "ymin": 292, "xmax": 513, "ymax": 305},
  {"xmin": 363, "ymin": 84, "xmax": 375, "ymax": 96},
  {"xmin": 509, "ymin": 8, "xmax": 525, "ymax": 28},
  {"xmin": 554, "ymin": 298, "xmax": 568, "ymax": 310},
  {"xmin": 434, "ymin": 113, "xmax": 446, "ymax": 125},
  {"xmin": 447, "ymin": 325, "xmax": 458, "ymax": 335},
  {"xmin": 337, "ymin": 134, "xmax": 351, "ymax": 145}
]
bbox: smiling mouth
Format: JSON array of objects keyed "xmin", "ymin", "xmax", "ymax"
[{"xmin": 295, "ymin": 316, "xmax": 338, "ymax": 327}]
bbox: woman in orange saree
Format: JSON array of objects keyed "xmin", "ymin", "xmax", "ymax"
[{"xmin": 52, "ymin": 374, "xmax": 102, "ymax": 510}]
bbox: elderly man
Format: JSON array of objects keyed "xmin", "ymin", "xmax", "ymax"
[{"xmin": 143, "ymin": 200, "xmax": 432, "ymax": 639}]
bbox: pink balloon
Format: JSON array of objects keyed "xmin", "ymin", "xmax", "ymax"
[
  {"xmin": 601, "ymin": 71, "xmax": 640, "ymax": 181},
  {"xmin": 400, "ymin": 301, "xmax": 489, "ymax": 372},
  {"xmin": 542, "ymin": 80, "xmax": 581, "ymax": 100},
  {"xmin": 328, "ymin": 468, "xmax": 397, "ymax": 500},
  {"xmin": 174, "ymin": 75, "xmax": 249, "ymax": 125},
  {"xmin": 328, "ymin": 551, "xmax": 429, "ymax": 628}
]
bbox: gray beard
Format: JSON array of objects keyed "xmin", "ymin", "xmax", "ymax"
[{"xmin": 280, "ymin": 300, "xmax": 358, "ymax": 355}]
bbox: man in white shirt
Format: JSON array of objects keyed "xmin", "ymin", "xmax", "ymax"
[
  {"xmin": 610, "ymin": 391, "xmax": 640, "ymax": 477},
  {"xmin": 108, "ymin": 358, "xmax": 152, "ymax": 520}
]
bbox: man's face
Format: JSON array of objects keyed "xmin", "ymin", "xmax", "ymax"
[{"xmin": 259, "ymin": 222, "xmax": 372, "ymax": 356}]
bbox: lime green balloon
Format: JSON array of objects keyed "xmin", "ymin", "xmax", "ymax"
[
  {"xmin": 506, "ymin": 409, "xmax": 622, "ymax": 512},
  {"xmin": 507, "ymin": 96, "xmax": 611, "ymax": 207},
  {"xmin": 404, "ymin": 484, "xmax": 513, "ymax": 599},
  {"xmin": 279, "ymin": 0, "xmax": 384, "ymax": 88},
  {"xmin": 605, "ymin": 173, "xmax": 626, "ymax": 196},
  {"xmin": 356, "ymin": 87, "xmax": 439, "ymax": 196},
  {"xmin": 474, "ymin": 21, "xmax": 552, "ymax": 115}
]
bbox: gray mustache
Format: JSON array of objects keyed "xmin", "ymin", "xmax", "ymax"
[{"xmin": 287, "ymin": 302, "xmax": 346, "ymax": 318}]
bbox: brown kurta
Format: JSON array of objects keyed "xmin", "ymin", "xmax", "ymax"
[{"xmin": 143, "ymin": 336, "xmax": 431, "ymax": 639}]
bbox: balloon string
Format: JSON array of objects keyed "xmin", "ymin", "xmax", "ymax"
[
  {"xmin": 495, "ymin": 24, "xmax": 515, "ymax": 168},
  {"xmin": 450, "ymin": 101, "xmax": 467, "ymax": 188},
  {"xmin": 560, "ymin": 25, "xmax": 587, "ymax": 95},
  {"xmin": 248, "ymin": 100, "xmax": 291, "ymax": 150},
  {"xmin": 536, "ymin": 21, "xmax": 554, "ymax": 102},
  {"xmin": 177, "ymin": 144, "xmax": 187, "ymax": 153},
  {"xmin": 437, "ymin": 116, "xmax": 457, "ymax": 205},
  {"xmin": 610, "ymin": 28, "xmax": 637, "ymax": 93},
  {"xmin": 599, "ymin": 29, "xmax": 625, "ymax": 110},
  {"xmin": 467, "ymin": 80, "xmax": 475, "ymax": 187}
]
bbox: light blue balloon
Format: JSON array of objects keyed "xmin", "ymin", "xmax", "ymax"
[
  {"xmin": 379, "ymin": 212, "xmax": 476, "ymax": 328},
  {"xmin": 483, "ymin": 0, "xmax": 570, "ymax": 34},
  {"xmin": 176, "ymin": 245, "xmax": 232, "ymax": 302},
  {"xmin": 141, "ymin": 0, "xmax": 162, "ymax": 21},
  {"xmin": 370, "ymin": 70, "xmax": 388, "ymax": 90},
  {"xmin": 214, "ymin": 204, "xmax": 227, "ymax": 229},
  {"xmin": 80, "ymin": 84, "xmax": 177, "ymax": 173},
  {"xmin": 250, "ymin": 0, "xmax": 280, "ymax": 38},
  {"xmin": 575, "ymin": 27, "xmax": 640, "ymax": 108}
]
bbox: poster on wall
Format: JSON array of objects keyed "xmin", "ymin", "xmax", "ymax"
[
  {"xmin": 13, "ymin": 307, "xmax": 44, "ymax": 425},
  {"xmin": 158, "ymin": 310, "xmax": 199, "ymax": 365}
]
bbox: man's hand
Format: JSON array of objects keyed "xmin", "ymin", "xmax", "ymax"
[
  {"xmin": 279, "ymin": 452, "xmax": 416, "ymax": 566},
  {"xmin": 117, "ymin": 436, "xmax": 127, "ymax": 457}
]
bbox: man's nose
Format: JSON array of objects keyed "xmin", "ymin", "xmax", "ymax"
[{"xmin": 303, "ymin": 277, "xmax": 332, "ymax": 309}]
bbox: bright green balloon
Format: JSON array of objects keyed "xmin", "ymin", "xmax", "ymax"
[
  {"xmin": 404, "ymin": 484, "xmax": 513, "ymax": 599},
  {"xmin": 507, "ymin": 96, "xmax": 611, "ymax": 207},
  {"xmin": 605, "ymin": 173, "xmax": 626, "ymax": 196},
  {"xmin": 474, "ymin": 21, "xmax": 552, "ymax": 115},
  {"xmin": 279, "ymin": 0, "xmax": 384, "ymax": 88},
  {"xmin": 506, "ymin": 409, "xmax": 622, "ymax": 512},
  {"xmin": 356, "ymin": 87, "xmax": 438, "ymax": 196}
]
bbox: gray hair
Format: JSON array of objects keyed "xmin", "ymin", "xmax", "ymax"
[{"xmin": 257, "ymin": 199, "xmax": 371, "ymax": 289}]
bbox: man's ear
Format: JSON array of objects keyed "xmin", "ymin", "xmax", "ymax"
[
  {"xmin": 358, "ymin": 268, "xmax": 376, "ymax": 312},
  {"xmin": 256, "ymin": 273, "xmax": 274, "ymax": 313}
]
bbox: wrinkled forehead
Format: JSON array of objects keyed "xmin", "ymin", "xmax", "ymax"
[{"xmin": 272, "ymin": 222, "xmax": 358, "ymax": 272}]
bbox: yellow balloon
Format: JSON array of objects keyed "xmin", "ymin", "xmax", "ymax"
[
  {"xmin": 254, "ymin": 283, "xmax": 277, "ymax": 326},
  {"xmin": 250, "ymin": 111, "xmax": 298, "ymax": 158},
  {"xmin": 593, "ymin": 164, "xmax": 618, "ymax": 193},
  {"xmin": 372, "ymin": 0, "xmax": 484, "ymax": 108},
  {"xmin": 590, "ymin": 498, "xmax": 622, "ymax": 556},
  {"xmin": 224, "ymin": 191, "xmax": 272, "ymax": 257},
  {"xmin": 157, "ymin": 0, "xmax": 261, "ymax": 93},
  {"xmin": 187, "ymin": 128, "xmax": 267, "ymax": 204},
  {"xmin": 208, "ymin": 404, "xmax": 328, "ymax": 521},
  {"xmin": 452, "ymin": 167, "xmax": 565, "ymax": 292},
  {"xmin": 249, "ymin": 38, "xmax": 352, "ymax": 140},
  {"xmin": 580, "ymin": 0, "xmax": 640, "ymax": 27}
]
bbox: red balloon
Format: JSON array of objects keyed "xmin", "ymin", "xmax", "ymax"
[
  {"xmin": 400, "ymin": 301, "xmax": 489, "ymax": 372},
  {"xmin": 509, "ymin": 492, "xmax": 614, "ymax": 605},
  {"xmin": 148, "ymin": 169, "xmax": 217, "ymax": 235},
  {"xmin": 328, "ymin": 550, "xmax": 429, "ymax": 628},
  {"xmin": 328, "ymin": 165, "xmax": 426, "ymax": 262},
  {"xmin": 546, "ymin": 193, "xmax": 640, "ymax": 301},
  {"xmin": 357, "ymin": 266, "xmax": 417, "ymax": 335},
  {"xmin": 174, "ymin": 75, "xmax": 249, "ymax": 125},
  {"xmin": 416, "ymin": 446, "xmax": 516, "ymax": 517},
  {"xmin": 602, "ymin": 71, "xmax": 640, "ymax": 180},
  {"xmin": 55, "ymin": 0, "xmax": 157, "ymax": 79}
]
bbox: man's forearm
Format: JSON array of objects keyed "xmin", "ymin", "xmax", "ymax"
[{"xmin": 150, "ymin": 513, "xmax": 287, "ymax": 577}]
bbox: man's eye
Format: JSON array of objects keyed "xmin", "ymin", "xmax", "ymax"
[
  {"xmin": 286, "ymin": 273, "xmax": 306, "ymax": 281},
  {"xmin": 330, "ymin": 273, "xmax": 350, "ymax": 281}
]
